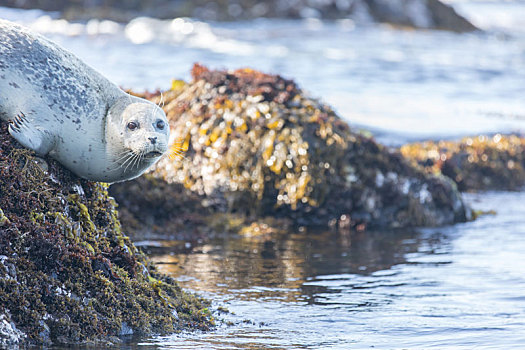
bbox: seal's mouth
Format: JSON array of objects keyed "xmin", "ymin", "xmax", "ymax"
[{"xmin": 144, "ymin": 151, "xmax": 163, "ymax": 159}]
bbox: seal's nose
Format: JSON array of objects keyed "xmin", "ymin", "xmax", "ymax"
[{"xmin": 148, "ymin": 136, "xmax": 157, "ymax": 144}]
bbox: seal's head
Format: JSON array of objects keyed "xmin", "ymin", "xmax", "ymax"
[{"xmin": 106, "ymin": 95, "xmax": 170, "ymax": 180}]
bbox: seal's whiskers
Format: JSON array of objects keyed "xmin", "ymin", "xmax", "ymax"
[
  {"xmin": 123, "ymin": 152, "xmax": 139, "ymax": 174},
  {"xmin": 105, "ymin": 151, "xmax": 132, "ymax": 171},
  {"xmin": 113, "ymin": 151, "xmax": 133, "ymax": 165},
  {"xmin": 120, "ymin": 154, "xmax": 135, "ymax": 171},
  {"xmin": 167, "ymin": 142, "xmax": 187, "ymax": 161},
  {"xmin": 158, "ymin": 92, "xmax": 165, "ymax": 109},
  {"xmin": 132, "ymin": 150, "xmax": 144, "ymax": 170}
]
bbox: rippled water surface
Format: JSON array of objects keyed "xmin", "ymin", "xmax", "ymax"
[
  {"xmin": 2, "ymin": 1, "xmax": 525, "ymax": 348},
  {"xmin": 139, "ymin": 192, "xmax": 525, "ymax": 349}
]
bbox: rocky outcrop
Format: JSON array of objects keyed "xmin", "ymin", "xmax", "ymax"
[
  {"xmin": 0, "ymin": 123, "xmax": 213, "ymax": 346},
  {"xmin": 110, "ymin": 65, "xmax": 468, "ymax": 236},
  {"xmin": 401, "ymin": 134, "xmax": 525, "ymax": 192},
  {"xmin": 366, "ymin": 0, "xmax": 477, "ymax": 31},
  {"xmin": 3, "ymin": 0, "xmax": 477, "ymax": 32}
]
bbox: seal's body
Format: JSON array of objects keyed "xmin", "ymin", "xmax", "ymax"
[{"xmin": 0, "ymin": 19, "xmax": 169, "ymax": 183}]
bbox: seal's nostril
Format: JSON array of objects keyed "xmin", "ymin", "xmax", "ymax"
[{"xmin": 148, "ymin": 137, "xmax": 157, "ymax": 144}]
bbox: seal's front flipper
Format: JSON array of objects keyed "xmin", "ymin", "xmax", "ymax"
[{"xmin": 8, "ymin": 112, "xmax": 55, "ymax": 155}]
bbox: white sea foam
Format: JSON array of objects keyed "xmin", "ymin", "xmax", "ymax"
[
  {"xmin": 125, "ymin": 17, "xmax": 257, "ymax": 56},
  {"xmin": 0, "ymin": 6, "xmax": 52, "ymax": 22},
  {"xmin": 0, "ymin": 7, "xmax": 122, "ymax": 36}
]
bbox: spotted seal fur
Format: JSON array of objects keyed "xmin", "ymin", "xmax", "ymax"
[{"xmin": 0, "ymin": 19, "xmax": 169, "ymax": 183}]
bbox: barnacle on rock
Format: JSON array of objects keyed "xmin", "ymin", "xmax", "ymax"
[
  {"xmin": 401, "ymin": 134, "xmax": 525, "ymax": 191},
  {"xmin": 111, "ymin": 64, "xmax": 468, "ymax": 235}
]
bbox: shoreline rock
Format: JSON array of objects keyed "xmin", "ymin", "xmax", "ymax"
[
  {"xmin": 401, "ymin": 134, "xmax": 525, "ymax": 192},
  {"xmin": 0, "ymin": 123, "xmax": 213, "ymax": 346},
  {"xmin": 110, "ymin": 64, "xmax": 468, "ymax": 239},
  {"xmin": 2, "ymin": 0, "xmax": 477, "ymax": 32}
]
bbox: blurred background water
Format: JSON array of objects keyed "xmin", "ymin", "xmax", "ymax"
[
  {"xmin": 2, "ymin": 1, "xmax": 525, "ymax": 145},
  {"xmin": 2, "ymin": 1, "xmax": 525, "ymax": 348}
]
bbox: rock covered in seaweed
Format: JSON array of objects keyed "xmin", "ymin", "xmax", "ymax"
[
  {"xmin": 0, "ymin": 122, "xmax": 213, "ymax": 346},
  {"xmin": 114, "ymin": 64, "xmax": 468, "ymax": 231},
  {"xmin": 400, "ymin": 134, "xmax": 525, "ymax": 192}
]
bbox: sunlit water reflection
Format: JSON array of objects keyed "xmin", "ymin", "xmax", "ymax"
[{"xmin": 134, "ymin": 192, "xmax": 525, "ymax": 349}]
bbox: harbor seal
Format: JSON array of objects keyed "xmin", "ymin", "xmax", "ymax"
[{"xmin": 0, "ymin": 19, "xmax": 169, "ymax": 183}]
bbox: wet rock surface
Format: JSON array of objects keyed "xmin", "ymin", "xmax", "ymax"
[
  {"xmin": 0, "ymin": 123, "xmax": 213, "ymax": 346},
  {"xmin": 401, "ymin": 134, "xmax": 525, "ymax": 192},
  {"xmin": 3, "ymin": 0, "xmax": 477, "ymax": 32},
  {"xmin": 110, "ymin": 64, "xmax": 468, "ymax": 237},
  {"xmin": 109, "ymin": 174, "xmax": 218, "ymax": 242}
]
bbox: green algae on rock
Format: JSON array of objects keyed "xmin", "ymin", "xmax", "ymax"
[
  {"xmin": 0, "ymin": 123, "xmax": 213, "ymax": 347},
  {"xmin": 113, "ymin": 64, "xmax": 468, "ymax": 233},
  {"xmin": 400, "ymin": 134, "xmax": 525, "ymax": 192}
]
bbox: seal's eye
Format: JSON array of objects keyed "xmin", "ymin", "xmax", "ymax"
[
  {"xmin": 127, "ymin": 122, "xmax": 138, "ymax": 130},
  {"xmin": 156, "ymin": 120, "xmax": 165, "ymax": 130}
]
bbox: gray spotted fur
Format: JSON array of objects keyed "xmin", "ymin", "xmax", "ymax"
[{"xmin": 0, "ymin": 19, "xmax": 169, "ymax": 182}]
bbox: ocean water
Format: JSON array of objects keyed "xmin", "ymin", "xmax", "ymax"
[
  {"xmin": 142, "ymin": 192, "xmax": 525, "ymax": 349},
  {"xmin": 2, "ymin": 1, "xmax": 525, "ymax": 349},
  {"xmin": 1, "ymin": 1, "xmax": 525, "ymax": 144}
]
